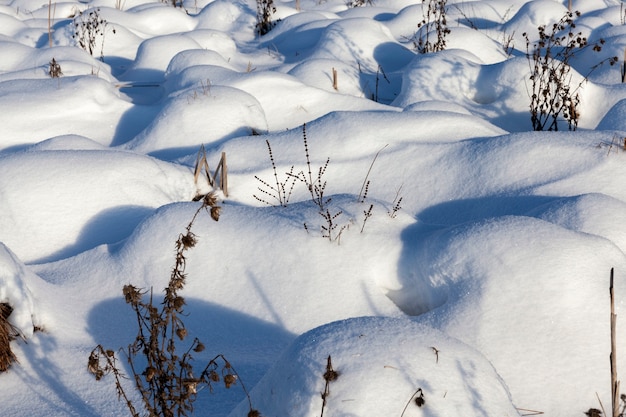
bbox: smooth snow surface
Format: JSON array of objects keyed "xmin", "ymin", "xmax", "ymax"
[{"xmin": 1, "ymin": 0, "xmax": 626, "ymax": 416}]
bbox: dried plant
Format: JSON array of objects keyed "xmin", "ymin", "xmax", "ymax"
[
  {"xmin": 358, "ymin": 144, "xmax": 387, "ymax": 203},
  {"xmin": 48, "ymin": 58, "xmax": 62, "ymax": 78},
  {"xmin": 72, "ymin": 8, "xmax": 114, "ymax": 60},
  {"xmin": 88, "ymin": 195, "xmax": 261, "ymax": 417},
  {"xmin": 160, "ymin": 0, "xmax": 183, "ymax": 7},
  {"xmin": 286, "ymin": 125, "xmax": 349, "ymax": 242},
  {"xmin": 289, "ymin": 124, "xmax": 330, "ymax": 211},
  {"xmin": 254, "ymin": 140, "xmax": 297, "ymax": 207},
  {"xmin": 621, "ymin": 48, "xmax": 626, "ymax": 83},
  {"xmin": 371, "ymin": 65, "xmax": 390, "ymax": 102},
  {"xmin": 414, "ymin": 0, "xmax": 450, "ymax": 54},
  {"xmin": 523, "ymin": 11, "xmax": 618, "ymax": 131},
  {"xmin": 319, "ymin": 207, "xmax": 348, "ymax": 243},
  {"xmin": 256, "ymin": 0, "xmax": 277, "ymax": 35},
  {"xmin": 320, "ymin": 355, "xmax": 339, "ymax": 417},
  {"xmin": 360, "ymin": 204, "xmax": 373, "ymax": 233},
  {"xmin": 400, "ymin": 388, "xmax": 425, "ymax": 417},
  {"xmin": 346, "ymin": 0, "xmax": 373, "ymax": 8},
  {"xmin": 388, "ymin": 186, "xmax": 403, "ymax": 218}
]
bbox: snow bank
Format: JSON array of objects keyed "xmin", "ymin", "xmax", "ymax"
[
  {"xmin": 0, "ymin": 148, "xmax": 195, "ymax": 262},
  {"xmin": 401, "ymin": 215, "xmax": 626, "ymax": 416},
  {"xmin": 229, "ymin": 316, "xmax": 520, "ymax": 417}
]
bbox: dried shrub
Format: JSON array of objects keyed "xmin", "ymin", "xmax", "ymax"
[
  {"xmin": 523, "ymin": 11, "xmax": 618, "ymax": 131},
  {"xmin": 72, "ymin": 8, "xmax": 114, "ymax": 60},
  {"xmin": 256, "ymin": 0, "xmax": 277, "ymax": 36}
]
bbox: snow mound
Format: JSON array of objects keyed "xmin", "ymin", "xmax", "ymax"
[
  {"xmin": 400, "ymin": 215, "xmax": 626, "ymax": 416},
  {"xmin": 0, "ymin": 76, "xmax": 132, "ymax": 149},
  {"xmin": 0, "ymin": 149, "xmax": 195, "ymax": 263},
  {"xmin": 124, "ymin": 85, "xmax": 268, "ymax": 158},
  {"xmin": 228, "ymin": 316, "xmax": 520, "ymax": 417},
  {"xmin": 597, "ymin": 99, "xmax": 626, "ymax": 131}
]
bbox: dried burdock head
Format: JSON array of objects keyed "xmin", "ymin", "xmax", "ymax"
[
  {"xmin": 414, "ymin": 388, "xmax": 425, "ymax": 407},
  {"xmin": 193, "ymin": 342, "xmax": 205, "ymax": 352},
  {"xmin": 324, "ymin": 369, "xmax": 338, "ymax": 382},
  {"xmin": 176, "ymin": 327, "xmax": 188, "ymax": 341},
  {"xmin": 123, "ymin": 285, "xmax": 142, "ymax": 306},
  {"xmin": 210, "ymin": 206, "xmax": 221, "ymax": 221},
  {"xmin": 208, "ymin": 369, "xmax": 220, "ymax": 382},
  {"xmin": 180, "ymin": 232, "xmax": 197, "ymax": 249},
  {"xmin": 584, "ymin": 409, "xmax": 602, "ymax": 417},
  {"xmin": 144, "ymin": 366, "xmax": 156, "ymax": 382},
  {"xmin": 87, "ymin": 351, "xmax": 102, "ymax": 380},
  {"xmin": 183, "ymin": 379, "xmax": 199, "ymax": 394},
  {"xmin": 203, "ymin": 192, "xmax": 218, "ymax": 207},
  {"xmin": 172, "ymin": 296, "xmax": 186, "ymax": 311},
  {"xmin": 248, "ymin": 410, "xmax": 261, "ymax": 417},
  {"xmin": 323, "ymin": 355, "xmax": 339, "ymax": 382},
  {"xmin": 223, "ymin": 373, "xmax": 237, "ymax": 388}
]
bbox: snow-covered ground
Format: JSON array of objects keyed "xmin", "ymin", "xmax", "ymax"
[{"xmin": 1, "ymin": 0, "xmax": 626, "ymax": 415}]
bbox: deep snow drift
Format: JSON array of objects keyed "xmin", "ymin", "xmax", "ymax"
[{"xmin": 1, "ymin": 0, "xmax": 626, "ymax": 416}]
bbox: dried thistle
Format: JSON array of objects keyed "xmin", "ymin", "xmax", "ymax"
[
  {"xmin": 180, "ymin": 232, "xmax": 197, "ymax": 249},
  {"xmin": 122, "ymin": 285, "xmax": 142, "ymax": 307},
  {"xmin": 224, "ymin": 373, "xmax": 237, "ymax": 388},
  {"xmin": 210, "ymin": 206, "xmax": 221, "ymax": 221}
]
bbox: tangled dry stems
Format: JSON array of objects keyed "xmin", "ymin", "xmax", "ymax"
[
  {"xmin": 523, "ymin": 10, "xmax": 618, "ymax": 131},
  {"xmin": 414, "ymin": 0, "xmax": 450, "ymax": 53},
  {"xmin": 88, "ymin": 194, "xmax": 260, "ymax": 417}
]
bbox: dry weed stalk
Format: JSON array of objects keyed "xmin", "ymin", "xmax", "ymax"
[
  {"xmin": 400, "ymin": 387, "xmax": 425, "ymax": 417},
  {"xmin": 254, "ymin": 140, "xmax": 296, "ymax": 207},
  {"xmin": 621, "ymin": 48, "xmax": 626, "ymax": 83},
  {"xmin": 88, "ymin": 195, "xmax": 260, "ymax": 417},
  {"xmin": 320, "ymin": 355, "xmax": 339, "ymax": 417},
  {"xmin": 611, "ymin": 268, "xmax": 621, "ymax": 417}
]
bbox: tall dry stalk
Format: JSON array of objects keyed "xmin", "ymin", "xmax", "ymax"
[{"xmin": 611, "ymin": 268, "xmax": 620, "ymax": 417}]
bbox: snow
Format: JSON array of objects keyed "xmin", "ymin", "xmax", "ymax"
[{"xmin": 0, "ymin": 0, "xmax": 626, "ymax": 416}]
